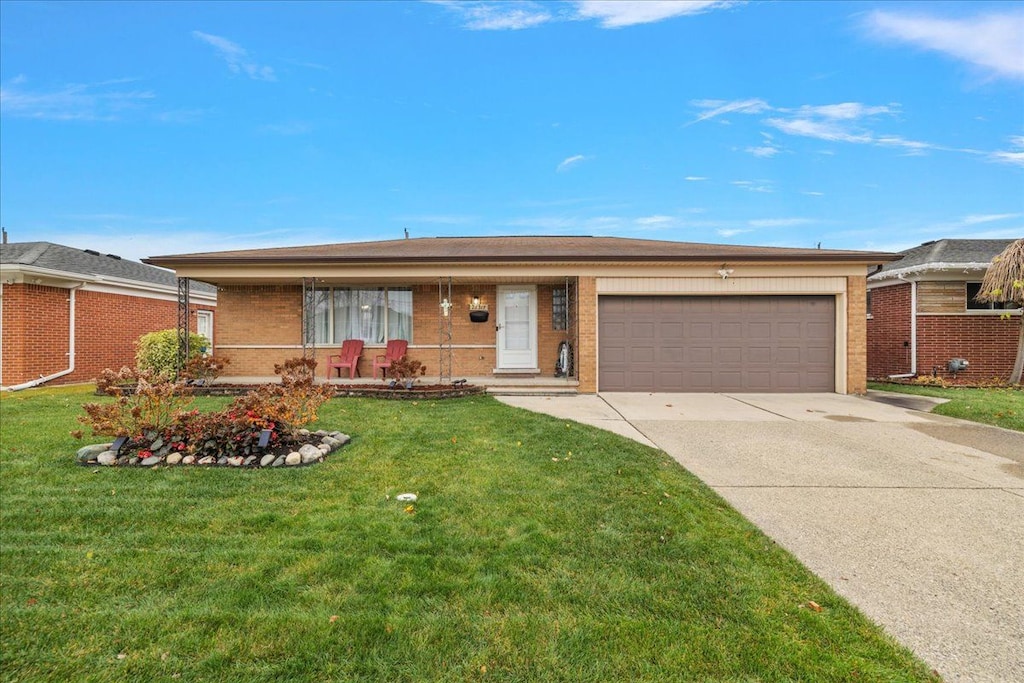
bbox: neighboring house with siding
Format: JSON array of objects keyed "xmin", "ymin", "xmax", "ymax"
[
  {"xmin": 866, "ymin": 239, "xmax": 1021, "ymax": 382},
  {"xmin": 1, "ymin": 241, "xmax": 216, "ymax": 389},
  {"xmin": 146, "ymin": 236, "xmax": 892, "ymax": 394}
]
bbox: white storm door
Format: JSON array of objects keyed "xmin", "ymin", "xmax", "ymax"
[{"xmin": 496, "ymin": 286, "xmax": 537, "ymax": 369}]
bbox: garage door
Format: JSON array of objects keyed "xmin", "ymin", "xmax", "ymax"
[{"xmin": 598, "ymin": 296, "xmax": 835, "ymax": 392}]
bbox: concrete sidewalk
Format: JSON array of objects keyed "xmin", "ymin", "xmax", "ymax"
[{"xmin": 496, "ymin": 392, "xmax": 1024, "ymax": 682}]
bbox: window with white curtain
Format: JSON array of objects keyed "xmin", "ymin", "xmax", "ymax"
[{"xmin": 310, "ymin": 287, "xmax": 412, "ymax": 344}]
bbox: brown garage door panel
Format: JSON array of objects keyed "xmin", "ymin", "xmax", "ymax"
[{"xmin": 598, "ymin": 295, "xmax": 835, "ymax": 392}]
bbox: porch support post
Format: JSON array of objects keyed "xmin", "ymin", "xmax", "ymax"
[
  {"xmin": 176, "ymin": 277, "xmax": 190, "ymax": 379},
  {"xmin": 302, "ymin": 278, "xmax": 316, "ymax": 360},
  {"xmin": 438, "ymin": 277, "xmax": 453, "ymax": 384}
]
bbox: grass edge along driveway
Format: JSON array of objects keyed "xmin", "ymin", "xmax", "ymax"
[
  {"xmin": 869, "ymin": 381, "xmax": 1024, "ymax": 432},
  {"xmin": 0, "ymin": 387, "xmax": 938, "ymax": 682}
]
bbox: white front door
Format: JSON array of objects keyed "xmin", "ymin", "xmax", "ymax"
[
  {"xmin": 195, "ymin": 310, "xmax": 213, "ymax": 354},
  {"xmin": 496, "ymin": 286, "xmax": 537, "ymax": 369}
]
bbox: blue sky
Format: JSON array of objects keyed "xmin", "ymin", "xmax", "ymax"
[{"xmin": 1, "ymin": 0, "xmax": 1021, "ymax": 262}]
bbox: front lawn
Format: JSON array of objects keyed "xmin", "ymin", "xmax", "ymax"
[
  {"xmin": 869, "ymin": 382, "xmax": 1024, "ymax": 432},
  {"xmin": 1, "ymin": 387, "xmax": 936, "ymax": 682}
]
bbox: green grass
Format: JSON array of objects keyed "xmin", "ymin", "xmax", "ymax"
[
  {"xmin": 1, "ymin": 387, "xmax": 937, "ymax": 682},
  {"xmin": 869, "ymin": 382, "xmax": 1024, "ymax": 432}
]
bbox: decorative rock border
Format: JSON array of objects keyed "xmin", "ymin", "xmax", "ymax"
[{"xmin": 75, "ymin": 429, "xmax": 350, "ymax": 468}]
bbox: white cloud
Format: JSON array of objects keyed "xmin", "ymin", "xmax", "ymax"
[
  {"xmin": 556, "ymin": 154, "xmax": 591, "ymax": 172},
  {"xmin": 258, "ymin": 121, "xmax": 312, "ymax": 135},
  {"xmin": 745, "ymin": 144, "xmax": 779, "ymax": 158},
  {"xmin": 730, "ymin": 180, "xmax": 774, "ymax": 193},
  {"xmin": 574, "ymin": 1, "xmax": 740, "ymax": 28},
  {"xmin": 193, "ymin": 31, "xmax": 276, "ymax": 81},
  {"xmin": 635, "ymin": 215, "xmax": 674, "ymax": 225},
  {"xmin": 432, "ymin": 1, "xmax": 553, "ymax": 30},
  {"xmin": 689, "ymin": 98, "xmax": 770, "ymax": 124},
  {"xmin": 717, "ymin": 228, "xmax": 753, "ymax": 237},
  {"xmin": 865, "ymin": 10, "xmax": 1024, "ymax": 81},
  {"xmin": 962, "ymin": 213, "xmax": 1022, "ymax": 225},
  {"xmin": 0, "ymin": 78, "xmax": 154, "ymax": 121},
  {"xmin": 435, "ymin": 0, "xmax": 741, "ymax": 30},
  {"xmin": 990, "ymin": 135, "xmax": 1024, "ymax": 167},
  {"xmin": 794, "ymin": 102, "xmax": 898, "ymax": 120},
  {"xmin": 684, "ymin": 176, "xmax": 708, "ymax": 181},
  {"xmin": 748, "ymin": 218, "xmax": 813, "ymax": 228},
  {"xmin": 801, "ymin": 190, "xmax": 825, "ymax": 197}
]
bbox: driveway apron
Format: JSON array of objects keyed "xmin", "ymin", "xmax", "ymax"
[{"xmin": 498, "ymin": 392, "xmax": 1024, "ymax": 682}]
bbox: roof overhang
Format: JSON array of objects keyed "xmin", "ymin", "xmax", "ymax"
[
  {"xmin": 0, "ymin": 263, "xmax": 217, "ymax": 303},
  {"xmin": 867, "ymin": 261, "xmax": 991, "ymax": 283}
]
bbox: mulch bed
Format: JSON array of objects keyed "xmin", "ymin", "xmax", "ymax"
[{"xmin": 98, "ymin": 383, "xmax": 485, "ymax": 399}]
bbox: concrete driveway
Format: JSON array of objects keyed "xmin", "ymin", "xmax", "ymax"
[{"xmin": 496, "ymin": 392, "xmax": 1024, "ymax": 682}]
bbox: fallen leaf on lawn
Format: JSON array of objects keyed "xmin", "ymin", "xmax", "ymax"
[
  {"xmin": 329, "ymin": 615, "xmax": 339, "ymax": 623},
  {"xmin": 552, "ymin": 457, "xmax": 559, "ymax": 462},
  {"xmin": 481, "ymin": 665, "xmax": 487, "ymax": 673},
  {"xmin": 25, "ymin": 598, "xmax": 37, "ymax": 607},
  {"xmin": 516, "ymin": 441, "xmax": 522, "ymax": 447},
  {"xmin": 161, "ymin": 652, "xmax": 169, "ymax": 661},
  {"xmin": 806, "ymin": 601, "xmax": 823, "ymax": 612},
  {"xmin": 116, "ymin": 653, "xmax": 127, "ymax": 660},
  {"xmin": 404, "ymin": 505, "xmax": 415, "ymax": 514},
  {"xmin": 451, "ymin": 437, "xmax": 457, "ymax": 444}
]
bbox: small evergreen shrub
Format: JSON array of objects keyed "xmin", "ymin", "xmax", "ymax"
[{"xmin": 135, "ymin": 329, "xmax": 209, "ymax": 380}]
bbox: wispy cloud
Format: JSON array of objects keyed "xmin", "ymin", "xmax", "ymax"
[
  {"xmin": 258, "ymin": 121, "xmax": 312, "ymax": 135},
  {"xmin": 748, "ymin": 217, "xmax": 813, "ymax": 228},
  {"xmin": 717, "ymin": 228, "xmax": 753, "ymax": 238},
  {"xmin": 864, "ymin": 10, "xmax": 1024, "ymax": 81},
  {"xmin": 689, "ymin": 98, "xmax": 770, "ymax": 124},
  {"xmin": 432, "ymin": 1, "xmax": 553, "ymax": 30},
  {"xmin": 801, "ymin": 190, "xmax": 825, "ymax": 197},
  {"xmin": 990, "ymin": 135, "xmax": 1024, "ymax": 167},
  {"xmin": 745, "ymin": 133, "xmax": 781, "ymax": 158},
  {"xmin": 962, "ymin": 212, "xmax": 1022, "ymax": 225},
  {"xmin": 0, "ymin": 77, "xmax": 154, "ymax": 121},
  {"xmin": 574, "ymin": 1, "xmax": 741, "ymax": 28},
  {"xmin": 690, "ymin": 97, "xmax": 982, "ymax": 159},
  {"xmin": 684, "ymin": 176, "xmax": 708, "ymax": 181},
  {"xmin": 435, "ymin": 0, "xmax": 741, "ymax": 30},
  {"xmin": 193, "ymin": 31, "xmax": 276, "ymax": 81},
  {"xmin": 557, "ymin": 154, "xmax": 592, "ymax": 172},
  {"xmin": 730, "ymin": 180, "xmax": 774, "ymax": 193},
  {"xmin": 634, "ymin": 215, "xmax": 674, "ymax": 226}
]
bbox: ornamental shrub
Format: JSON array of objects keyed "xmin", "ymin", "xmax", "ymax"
[
  {"xmin": 76, "ymin": 367, "xmax": 195, "ymax": 445},
  {"xmin": 135, "ymin": 329, "xmax": 209, "ymax": 380}
]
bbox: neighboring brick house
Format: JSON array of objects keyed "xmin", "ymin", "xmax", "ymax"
[
  {"xmin": 146, "ymin": 236, "xmax": 893, "ymax": 394},
  {"xmin": 1, "ymin": 242, "xmax": 216, "ymax": 389},
  {"xmin": 866, "ymin": 239, "xmax": 1021, "ymax": 382}
]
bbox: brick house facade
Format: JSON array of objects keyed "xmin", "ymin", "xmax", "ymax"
[
  {"xmin": 1, "ymin": 242, "xmax": 216, "ymax": 388},
  {"xmin": 148, "ymin": 236, "xmax": 892, "ymax": 395},
  {"xmin": 867, "ymin": 239, "xmax": 1021, "ymax": 382}
]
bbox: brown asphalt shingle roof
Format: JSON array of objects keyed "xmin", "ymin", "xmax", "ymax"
[{"xmin": 146, "ymin": 236, "xmax": 896, "ymax": 266}]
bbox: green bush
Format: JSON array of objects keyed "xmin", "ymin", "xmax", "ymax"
[{"xmin": 135, "ymin": 329, "xmax": 209, "ymax": 379}]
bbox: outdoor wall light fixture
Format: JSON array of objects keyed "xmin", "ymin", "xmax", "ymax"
[
  {"xmin": 471, "ymin": 295, "xmax": 480, "ymax": 308},
  {"xmin": 717, "ymin": 266, "xmax": 735, "ymax": 280}
]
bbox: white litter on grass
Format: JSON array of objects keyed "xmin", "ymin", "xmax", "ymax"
[{"xmin": 396, "ymin": 493, "xmax": 417, "ymax": 502}]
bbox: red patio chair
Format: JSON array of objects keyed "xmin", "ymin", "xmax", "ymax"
[
  {"xmin": 373, "ymin": 339, "xmax": 408, "ymax": 379},
  {"xmin": 325, "ymin": 339, "xmax": 364, "ymax": 379}
]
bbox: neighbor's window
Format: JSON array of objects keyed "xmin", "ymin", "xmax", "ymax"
[
  {"xmin": 866, "ymin": 290, "xmax": 873, "ymax": 318},
  {"xmin": 311, "ymin": 287, "xmax": 413, "ymax": 344},
  {"xmin": 966, "ymin": 282, "xmax": 1016, "ymax": 311}
]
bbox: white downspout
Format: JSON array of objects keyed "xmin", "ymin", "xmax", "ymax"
[
  {"xmin": 4, "ymin": 283, "xmax": 84, "ymax": 391},
  {"xmin": 910, "ymin": 280, "xmax": 917, "ymax": 375}
]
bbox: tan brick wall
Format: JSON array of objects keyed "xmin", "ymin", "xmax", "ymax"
[
  {"xmin": 846, "ymin": 275, "xmax": 867, "ymax": 394},
  {"xmin": 576, "ymin": 277, "xmax": 598, "ymax": 393}
]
